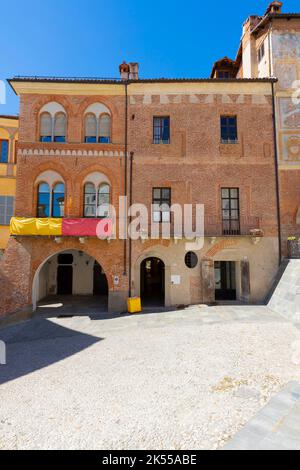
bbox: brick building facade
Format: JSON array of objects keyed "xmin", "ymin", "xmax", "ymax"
[
  {"xmin": 0, "ymin": 74, "xmax": 280, "ymax": 316},
  {"xmin": 1, "ymin": 1, "xmax": 299, "ymax": 318}
]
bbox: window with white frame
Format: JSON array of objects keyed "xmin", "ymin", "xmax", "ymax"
[
  {"xmin": 84, "ymin": 182, "xmax": 110, "ymax": 218},
  {"xmin": 84, "ymin": 103, "xmax": 111, "ymax": 144},
  {"xmin": 39, "ymin": 102, "xmax": 67, "ymax": 143}
]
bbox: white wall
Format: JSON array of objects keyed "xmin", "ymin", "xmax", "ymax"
[{"xmin": 37, "ymin": 250, "xmax": 100, "ymax": 301}]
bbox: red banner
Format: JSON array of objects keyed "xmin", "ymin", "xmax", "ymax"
[{"xmin": 62, "ymin": 219, "xmax": 113, "ymax": 237}]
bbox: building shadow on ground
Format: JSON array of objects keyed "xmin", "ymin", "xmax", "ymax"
[{"xmin": 0, "ymin": 317, "xmax": 103, "ymax": 385}]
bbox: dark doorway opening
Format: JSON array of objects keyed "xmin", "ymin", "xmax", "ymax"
[
  {"xmin": 214, "ymin": 261, "xmax": 237, "ymax": 301},
  {"xmin": 57, "ymin": 265, "xmax": 73, "ymax": 295},
  {"xmin": 141, "ymin": 257, "xmax": 165, "ymax": 306},
  {"xmin": 93, "ymin": 261, "xmax": 108, "ymax": 296}
]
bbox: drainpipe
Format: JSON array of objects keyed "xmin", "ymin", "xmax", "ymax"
[
  {"xmin": 123, "ymin": 81, "xmax": 129, "ymax": 276},
  {"xmin": 128, "ymin": 151, "xmax": 134, "ymax": 297},
  {"xmin": 271, "ymin": 80, "xmax": 282, "ymax": 266}
]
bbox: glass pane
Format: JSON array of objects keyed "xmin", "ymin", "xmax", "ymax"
[
  {"xmin": 54, "ymin": 136, "xmax": 66, "ymax": 143},
  {"xmin": 40, "ymin": 136, "xmax": 52, "ymax": 142},
  {"xmin": 153, "ymin": 189, "xmax": 161, "ymax": 200},
  {"xmin": 99, "ymin": 184, "xmax": 110, "ymax": 194},
  {"xmin": 230, "ymin": 188, "xmax": 238, "ymax": 198},
  {"xmin": 153, "ymin": 211, "xmax": 161, "ymax": 222},
  {"xmin": 222, "ymin": 188, "xmax": 229, "ymax": 198},
  {"xmin": 38, "ymin": 193, "xmax": 50, "ymax": 217},
  {"xmin": 85, "ymin": 183, "xmax": 96, "ymax": 194},
  {"xmin": 39, "ymin": 183, "xmax": 50, "ymax": 193},
  {"xmin": 52, "ymin": 193, "xmax": 65, "ymax": 217},
  {"xmin": 85, "ymin": 136, "xmax": 97, "ymax": 143},
  {"xmin": 84, "ymin": 205, "xmax": 96, "ymax": 217},
  {"xmin": 99, "ymin": 136, "xmax": 110, "ymax": 143},
  {"xmin": 162, "ymin": 211, "xmax": 170, "ymax": 222},
  {"xmin": 231, "ymin": 199, "xmax": 239, "ymax": 209},
  {"xmin": 0, "ymin": 140, "xmax": 9, "ymax": 163},
  {"xmin": 53, "ymin": 183, "xmax": 65, "ymax": 194},
  {"xmin": 162, "ymin": 188, "xmax": 170, "ymax": 200},
  {"xmin": 231, "ymin": 210, "xmax": 239, "ymax": 220},
  {"xmin": 222, "ymin": 200, "xmax": 230, "ymax": 210}
]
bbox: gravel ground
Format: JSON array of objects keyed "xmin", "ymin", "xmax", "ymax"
[{"xmin": 0, "ymin": 305, "xmax": 300, "ymax": 450}]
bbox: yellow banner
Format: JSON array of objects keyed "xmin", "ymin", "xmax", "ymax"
[{"xmin": 10, "ymin": 218, "xmax": 63, "ymax": 236}]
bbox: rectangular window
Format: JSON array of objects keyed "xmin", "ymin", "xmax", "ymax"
[
  {"xmin": 152, "ymin": 188, "xmax": 171, "ymax": 222},
  {"xmin": 0, "ymin": 140, "xmax": 9, "ymax": 163},
  {"xmin": 153, "ymin": 117, "xmax": 170, "ymax": 144},
  {"xmin": 0, "ymin": 196, "xmax": 14, "ymax": 225},
  {"xmin": 221, "ymin": 116, "xmax": 238, "ymax": 143},
  {"xmin": 221, "ymin": 188, "xmax": 240, "ymax": 235},
  {"xmin": 258, "ymin": 42, "xmax": 265, "ymax": 62}
]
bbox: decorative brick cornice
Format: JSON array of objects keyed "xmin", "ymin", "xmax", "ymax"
[{"xmin": 17, "ymin": 148, "xmax": 125, "ymax": 158}]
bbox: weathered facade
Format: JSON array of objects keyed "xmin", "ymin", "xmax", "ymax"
[
  {"xmin": 0, "ymin": 74, "xmax": 280, "ymax": 316},
  {"xmin": 212, "ymin": 1, "xmax": 300, "ymax": 255}
]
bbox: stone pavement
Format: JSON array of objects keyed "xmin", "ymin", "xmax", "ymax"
[
  {"xmin": 224, "ymin": 381, "xmax": 300, "ymax": 450},
  {"xmin": 0, "ymin": 303, "xmax": 300, "ymax": 449}
]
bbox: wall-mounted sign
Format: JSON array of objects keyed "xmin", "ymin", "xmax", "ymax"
[
  {"xmin": 114, "ymin": 276, "xmax": 120, "ymax": 286},
  {"xmin": 171, "ymin": 275, "xmax": 181, "ymax": 285}
]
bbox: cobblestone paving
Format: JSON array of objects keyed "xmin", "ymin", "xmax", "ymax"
[{"xmin": 0, "ymin": 305, "xmax": 300, "ymax": 450}]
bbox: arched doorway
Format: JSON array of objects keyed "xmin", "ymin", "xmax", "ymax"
[
  {"xmin": 32, "ymin": 250, "xmax": 108, "ymax": 311},
  {"xmin": 93, "ymin": 260, "xmax": 108, "ymax": 296},
  {"xmin": 140, "ymin": 257, "xmax": 165, "ymax": 306}
]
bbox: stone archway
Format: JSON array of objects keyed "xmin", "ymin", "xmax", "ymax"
[
  {"xmin": 133, "ymin": 249, "xmax": 172, "ymax": 307},
  {"xmin": 32, "ymin": 249, "xmax": 109, "ymax": 311}
]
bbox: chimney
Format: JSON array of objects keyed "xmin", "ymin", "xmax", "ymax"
[
  {"xmin": 129, "ymin": 63, "xmax": 139, "ymax": 80},
  {"xmin": 119, "ymin": 61, "xmax": 130, "ymax": 80},
  {"xmin": 266, "ymin": 1, "xmax": 283, "ymax": 15}
]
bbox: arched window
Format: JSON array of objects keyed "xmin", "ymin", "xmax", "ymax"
[
  {"xmin": 84, "ymin": 183, "xmax": 97, "ymax": 217},
  {"xmin": 97, "ymin": 184, "xmax": 110, "ymax": 217},
  {"xmin": 54, "ymin": 113, "xmax": 66, "ymax": 143},
  {"xmin": 84, "ymin": 182, "xmax": 110, "ymax": 218},
  {"xmin": 40, "ymin": 113, "xmax": 52, "ymax": 142},
  {"xmin": 85, "ymin": 114, "xmax": 97, "ymax": 143},
  {"xmin": 99, "ymin": 114, "xmax": 111, "ymax": 143},
  {"xmin": 52, "ymin": 183, "xmax": 65, "ymax": 217},
  {"xmin": 37, "ymin": 183, "xmax": 51, "ymax": 217}
]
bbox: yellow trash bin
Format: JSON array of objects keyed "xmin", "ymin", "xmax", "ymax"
[{"xmin": 127, "ymin": 297, "xmax": 142, "ymax": 314}]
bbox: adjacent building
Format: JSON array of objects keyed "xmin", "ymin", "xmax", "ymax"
[
  {"xmin": 0, "ymin": 115, "xmax": 18, "ymax": 254},
  {"xmin": 211, "ymin": 1, "xmax": 300, "ymax": 253}
]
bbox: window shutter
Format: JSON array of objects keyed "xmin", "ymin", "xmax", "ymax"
[
  {"xmin": 40, "ymin": 113, "xmax": 52, "ymax": 137},
  {"xmin": 85, "ymin": 114, "xmax": 97, "ymax": 138},
  {"xmin": 54, "ymin": 113, "xmax": 66, "ymax": 137},
  {"xmin": 99, "ymin": 114, "xmax": 111, "ymax": 138}
]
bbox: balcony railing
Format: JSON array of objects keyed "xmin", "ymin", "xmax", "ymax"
[
  {"xmin": 205, "ymin": 216, "xmax": 261, "ymax": 237},
  {"xmin": 134, "ymin": 216, "xmax": 262, "ymax": 239}
]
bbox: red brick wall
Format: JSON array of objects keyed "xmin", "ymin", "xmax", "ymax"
[{"xmin": 0, "ymin": 85, "xmax": 280, "ymax": 316}]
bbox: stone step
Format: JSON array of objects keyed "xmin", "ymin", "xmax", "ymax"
[{"xmin": 224, "ymin": 382, "xmax": 300, "ymax": 450}]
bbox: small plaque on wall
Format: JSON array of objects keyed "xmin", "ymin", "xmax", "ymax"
[{"xmin": 171, "ymin": 275, "xmax": 181, "ymax": 285}]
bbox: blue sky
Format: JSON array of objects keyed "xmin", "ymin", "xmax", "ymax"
[{"xmin": 0, "ymin": 0, "xmax": 299, "ymax": 114}]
